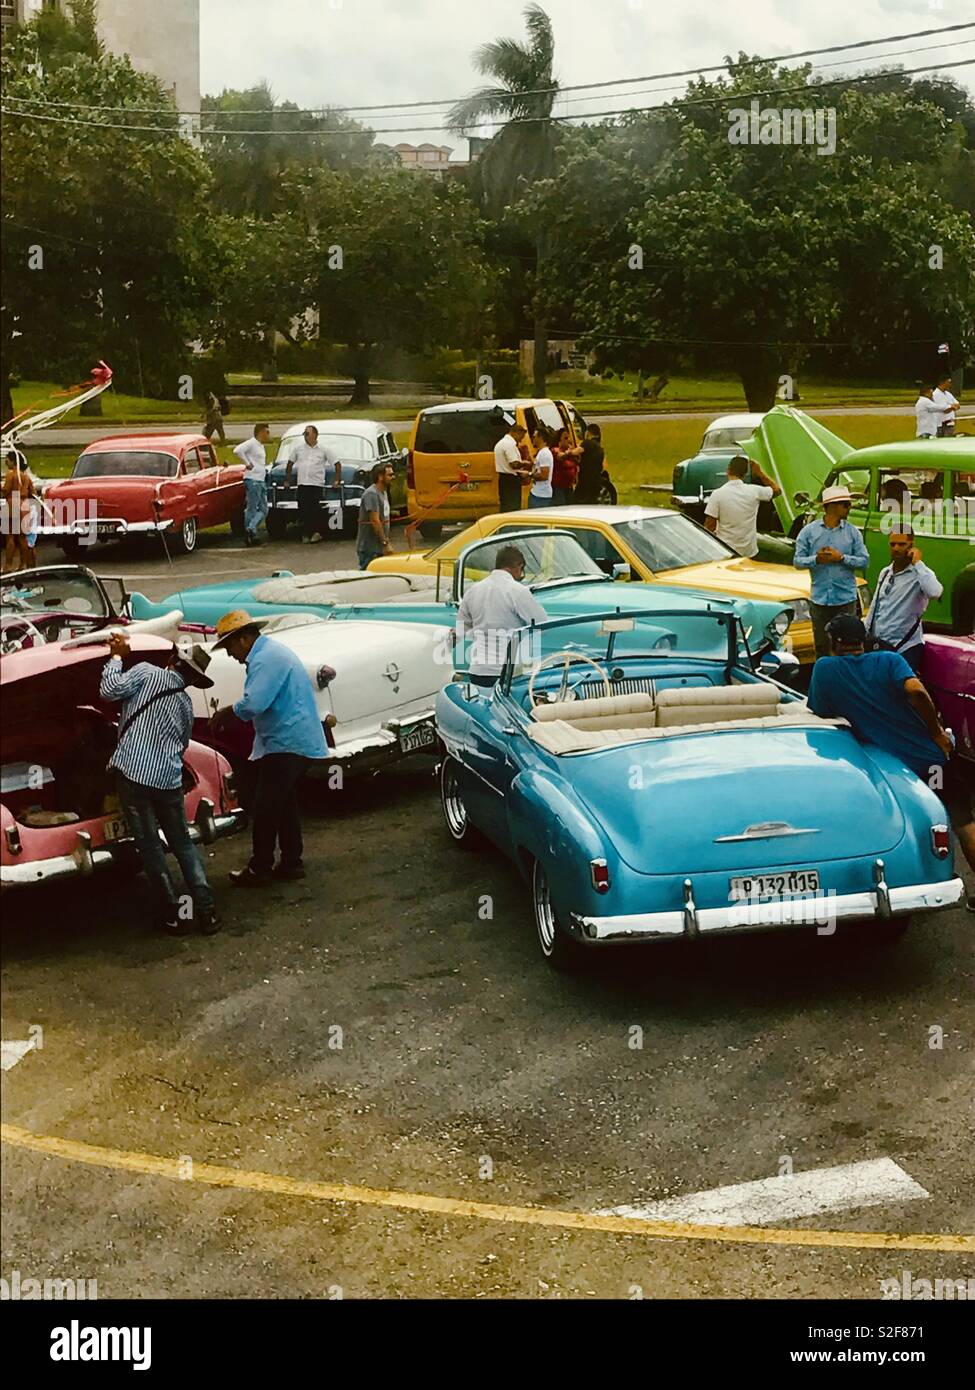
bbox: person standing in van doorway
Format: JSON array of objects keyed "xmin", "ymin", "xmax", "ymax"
[
  {"xmin": 495, "ymin": 423, "xmax": 531, "ymax": 512},
  {"xmin": 528, "ymin": 427, "xmax": 554, "ymax": 508}
]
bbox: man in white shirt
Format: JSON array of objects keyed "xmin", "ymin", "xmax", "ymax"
[
  {"xmin": 494, "ymin": 423, "xmax": 531, "ymax": 513},
  {"xmin": 703, "ymin": 456, "xmax": 781, "ymax": 558},
  {"xmin": 284, "ymin": 425, "xmax": 342, "ymax": 543},
  {"xmin": 233, "ymin": 422, "xmax": 271, "ymax": 547},
  {"xmin": 915, "ymin": 386, "xmax": 942, "ymax": 439},
  {"xmin": 932, "ymin": 375, "xmax": 960, "ymax": 437},
  {"xmin": 528, "ymin": 426, "xmax": 554, "ymax": 507},
  {"xmin": 455, "ymin": 544, "xmax": 547, "ymax": 687}
]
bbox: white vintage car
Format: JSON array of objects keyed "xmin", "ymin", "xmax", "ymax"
[
  {"xmin": 265, "ymin": 419, "xmax": 407, "ymax": 540},
  {"xmin": 190, "ymin": 613, "xmax": 453, "ymax": 777}
]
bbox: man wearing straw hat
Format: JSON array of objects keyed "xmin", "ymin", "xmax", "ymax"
[
  {"xmin": 209, "ymin": 610, "xmax": 329, "ymax": 888},
  {"xmin": 100, "ymin": 632, "xmax": 219, "ymax": 935}
]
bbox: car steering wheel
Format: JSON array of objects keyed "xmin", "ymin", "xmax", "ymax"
[
  {"xmin": 528, "ymin": 650, "xmax": 612, "ymax": 707},
  {"xmin": 0, "ymin": 616, "xmax": 47, "ymax": 652}
]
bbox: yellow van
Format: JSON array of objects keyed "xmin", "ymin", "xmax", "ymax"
[{"xmin": 406, "ymin": 398, "xmax": 586, "ymax": 539}]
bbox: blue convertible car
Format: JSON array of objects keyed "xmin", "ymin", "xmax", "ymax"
[{"xmin": 436, "ymin": 608, "xmax": 963, "ymax": 970}]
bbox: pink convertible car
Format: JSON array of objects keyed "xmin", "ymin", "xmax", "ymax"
[
  {"xmin": 1, "ymin": 635, "xmax": 242, "ymax": 889},
  {"xmin": 923, "ymin": 634, "xmax": 975, "ymax": 766}
]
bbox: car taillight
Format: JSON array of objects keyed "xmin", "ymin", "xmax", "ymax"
[
  {"xmin": 931, "ymin": 824, "xmax": 951, "ymax": 859},
  {"xmin": 590, "ymin": 858, "xmax": 610, "ymax": 893},
  {"xmin": 407, "ymin": 450, "xmax": 415, "ymax": 490}
]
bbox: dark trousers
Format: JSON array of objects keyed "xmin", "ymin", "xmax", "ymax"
[
  {"xmin": 297, "ymin": 485, "xmax": 322, "ymax": 539},
  {"xmin": 117, "ymin": 774, "xmax": 213, "ymax": 923},
  {"xmin": 810, "ymin": 600, "xmax": 858, "ymax": 661},
  {"xmin": 250, "ymin": 753, "xmax": 310, "ymax": 875},
  {"xmin": 497, "ymin": 474, "xmax": 523, "ymax": 513}
]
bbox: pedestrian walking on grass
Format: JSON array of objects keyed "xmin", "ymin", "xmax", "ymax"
[
  {"xmin": 793, "ymin": 484, "xmax": 870, "ymax": 659},
  {"xmin": 356, "ymin": 462, "xmax": 394, "ymax": 570},
  {"xmin": 233, "ymin": 422, "xmax": 271, "ymax": 547},
  {"xmin": 100, "ymin": 632, "xmax": 218, "ymax": 935},
  {"xmin": 284, "ymin": 425, "xmax": 341, "ymax": 543},
  {"xmin": 202, "ymin": 391, "xmax": 227, "ymax": 445},
  {"xmin": 210, "ymin": 611, "xmax": 329, "ymax": 887}
]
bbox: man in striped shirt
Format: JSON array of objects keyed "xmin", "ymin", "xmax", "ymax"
[{"xmin": 100, "ymin": 632, "xmax": 218, "ymax": 935}]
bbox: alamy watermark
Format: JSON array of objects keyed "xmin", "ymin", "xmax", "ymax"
[
  {"xmin": 881, "ymin": 1270, "xmax": 974, "ymax": 1300},
  {"xmin": 1, "ymin": 1268, "xmax": 97, "ymax": 1300},
  {"xmin": 728, "ymin": 100, "xmax": 837, "ymax": 157}
]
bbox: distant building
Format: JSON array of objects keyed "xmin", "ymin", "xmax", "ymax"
[
  {"xmin": 2, "ymin": 0, "xmax": 200, "ymax": 115},
  {"xmin": 374, "ymin": 141, "xmax": 473, "ymax": 177}
]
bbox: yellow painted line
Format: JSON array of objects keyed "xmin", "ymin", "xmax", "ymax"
[{"xmin": 3, "ymin": 1123, "xmax": 972, "ymax": 1254}]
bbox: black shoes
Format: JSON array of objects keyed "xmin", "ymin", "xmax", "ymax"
[
  {"xmin": 272, "ymin": 863, "xmax": 306, "ymax": 881},
  {"xmin": 199, "ymin": 910, "xmax": 220, "ymax": 936},
  {"xmin": 229, "ymin": 866, "xmax": 273, "ymax": 889}
]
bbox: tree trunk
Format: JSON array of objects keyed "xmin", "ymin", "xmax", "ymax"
[
  {"xmin": 260, "ymin": 327, "xmax": 279, "ymax": 383},
  {"xmin": 735, "ymin": 350, "xmax": 780, "ymax": 412},
  {"xmin": 532, "ymin": 226, "xmax": 550, "ymax": 397},
  {"xmin": 2, "ymin": 372, "xmax": 15, "ymax": 427},
  {"xmin": 79, "ymin": 393, "xmax": 103, "ymax": 416},
  {"xmin": 348, "ymin": 344, "xmax": 371, "ymax": 407}
]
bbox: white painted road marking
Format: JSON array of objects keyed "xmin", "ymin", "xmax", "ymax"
[
  {"xmin": 599, "ymin": 1159, "xmax": 929, "ymax": 1227},
  {"xmin": 1, "ymin": 1039, "xmax": 38, "ymax": 1072}
]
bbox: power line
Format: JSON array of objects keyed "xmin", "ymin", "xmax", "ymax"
[
  {"xmin": 4, "ymin": 59, "xmax": 973, "ymax": 138},
  {"xmin": 2, "ymin": 23, "xmax": 972, "ymax": 119}
]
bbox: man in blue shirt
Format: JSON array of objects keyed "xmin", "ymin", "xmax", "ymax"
[
  {"xmin": 865, "ymin": 527, "xmax": 943, "ymax": 672},
  {"xmin": 793, "ymin": 485, "xmax": 870, "ymax": 659},
  {"xmin": 808, "ymin": 615, "xmax": 975, "ymax": 906},
  {"xmin": 210, "ymin": 611, "xmax": 329, "ymax": 887}
]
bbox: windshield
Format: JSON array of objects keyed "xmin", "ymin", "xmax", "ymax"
[
  {"xmin": 613, "ymin": 515, "xmax": 735, "ymax": 571},
  {"xmin": 460, "ymin": 533, "xmax": 605, "ymax": 593},
  {"xmin": 275, "ymin": 434, "xmax": 374, "ymax": 463},
  {"xmin": 702, "ymin": 426, "xmax": 757, "ymax": 450},
  {"xmin": 1, "ymin": 570, "xmax": 109, "ymax": 621},
  {"xmin": 73, "ymin": 451, "xmax": 177, "ymax": 479}
]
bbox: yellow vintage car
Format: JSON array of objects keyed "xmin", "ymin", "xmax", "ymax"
[{"xmin": 372, "ymin": 505, "xmax": 867, "ymax": 665}]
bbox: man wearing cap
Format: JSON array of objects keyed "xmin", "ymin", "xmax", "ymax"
[
  {"xmin": 100, "ymin": 632, "xmax": 218, "ymax": 935},
  {"xmin": 793, "ymin": 485, "xmax": 870, "ymax": 660},
  {"xmin": 808, "ymin": 615, "xmax": 975, "ymax": 907},
  {"xmin": 865, "ymin": 528, "xmax": 943, "ymax": 673},
  {"xmin": 209, "ymin": 611, "xmax": 329, "ymax": 887}
]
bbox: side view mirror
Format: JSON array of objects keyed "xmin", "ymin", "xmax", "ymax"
[
  {"xmin": 611, "ymin": 562, "xmax": 631, "ymax": 581},
  {"xmin": 758, "ymin": 650, "xmax": 801, "ymax": 681}
]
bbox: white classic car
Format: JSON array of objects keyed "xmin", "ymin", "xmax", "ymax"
[
  {"xmin": 190, "ymin": 612, "xmax": 453, "ymax": 777},
  {"xmin": 265, "ymin": 419, "xmax": 408, "ymax": 540}
]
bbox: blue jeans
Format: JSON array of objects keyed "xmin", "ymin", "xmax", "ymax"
[
  {"xmin": 244, "ymin": 477, "xmax": 268, "ymax": 534},
  {"xmin": 118, "ymin": 775, "xmax": 214, "ymax": 923},
  {"xmin": 528, "ymin": 493, "xmax": 551, "ymax": 508}
]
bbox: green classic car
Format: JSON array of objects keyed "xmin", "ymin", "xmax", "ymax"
[{"xmin": 743, "ymin": 408, "xmax": 975, "ymax": 633}]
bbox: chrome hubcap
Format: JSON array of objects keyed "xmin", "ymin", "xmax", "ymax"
[
  {"xmin": 533, "ymin": 863, "xmax": 556, "ymax": 954},
  {"xmin": 441, "ymin": 761, "xmax": 467, "ymax": 838},
  {"xmin": 183, "ymin": 519, "xmax": 196, "ymax": 548}
]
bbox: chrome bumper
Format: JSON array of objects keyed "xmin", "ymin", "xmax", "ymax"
[
  {"xmin": 570, "ymin": 875, "xmax": 964, "ymax": 943},
  {"xmin": 309, "ymin": 714, "xmax": 438, "ymax": 775},
  {"xmin": 38, "ymin": 518, "xmax": 174, "ymax": 537},
  {"xmin": 1, "ymin": 801, "xmax": 244, "ymax": 889}
]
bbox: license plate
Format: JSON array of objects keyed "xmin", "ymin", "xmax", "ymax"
[
  {"xmin": 102, "ymin": 815, "xmax": 129, "ymax": 843},
  {"xmin": 455, "ymin": 482, "xmax": 479, "ymax": 492},
  {"xmin": 730, "ymin": 870, "xmax": 820, "ymax": 900},
  {"xmin": 399, "ymin": 722, "xmax": 437, "ymax": 754}
]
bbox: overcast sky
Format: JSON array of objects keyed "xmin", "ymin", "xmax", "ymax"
[{"xmin": 199, "ymin": 0, "xmax": 974, "ymax": 151}]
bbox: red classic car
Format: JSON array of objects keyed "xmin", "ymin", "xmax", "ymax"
[
  {"xmin": 1, "ymin": 635, "xmax": 243, "ymax": 889},
  {"xmin": 922, "ymin": 634, "xmax": 975, "ymax": 766},
  {"xmin": 41, "ymin": 433, "xmax": 246, "ymax": 558}
]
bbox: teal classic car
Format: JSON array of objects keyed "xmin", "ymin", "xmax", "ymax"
[
  {"xmin": 130, "ymin": 533, "xmax": 799, "ymax": 673},
  {"xmin": 436, "ymin": 608, "xmax": 963, "ymax": 971},
  {"xmin": 671, "ymin": 413, "xmax": 766, "ymax": 516}
]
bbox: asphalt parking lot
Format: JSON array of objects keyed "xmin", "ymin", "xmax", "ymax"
[{"xmin": 2, "ymin": 529, "xmax": 973, "ymax": 1299}]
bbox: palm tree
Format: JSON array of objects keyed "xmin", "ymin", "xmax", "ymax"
[{"xmin": 448, "ymin": 3, "xmax": 558, "ymax": 395}]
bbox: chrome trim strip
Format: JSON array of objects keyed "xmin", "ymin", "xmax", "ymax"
[
  {"xmin": 715, "ymin": 822, "xmax": 821, "ymax": 843},
  {"xmin": 571, "ymin": 877, "xmax": 964, "ymax": 943}
]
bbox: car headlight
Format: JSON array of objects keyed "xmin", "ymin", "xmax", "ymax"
[
  {"xmin": 770, "ymin": 609, "xmax": 793, "ymax": 638},
  {"xmin": 788, "ymin": 599, "xmax": 810, "ymax": 624}
]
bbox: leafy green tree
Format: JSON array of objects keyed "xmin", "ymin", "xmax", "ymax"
[
  {"xmin": 296, "ymin": 168, "xmax": 494, "ymax": 405},
  {"xmin": 536, "ymin": 63, "xmax": 975, "ymax": 409},
  {"xmin": 448, "ymin": 2, "xmax": 557, "ymax": 395},
  {"xmin": 1, "ymin": 14, "xmax": 215, "ymax": 412}
]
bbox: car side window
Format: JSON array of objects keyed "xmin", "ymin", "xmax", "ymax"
[
  {"xmin": 182, "ymin": 449, "xmax": 201, "ymax": 475},
  {"xmin": 199, "ymin": 444, "xmax": 218, "ymax": 469}
]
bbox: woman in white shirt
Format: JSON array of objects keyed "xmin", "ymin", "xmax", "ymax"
[{"xmin": 528, "ymin": 427, "xmax": 554, "ymax": 509}]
